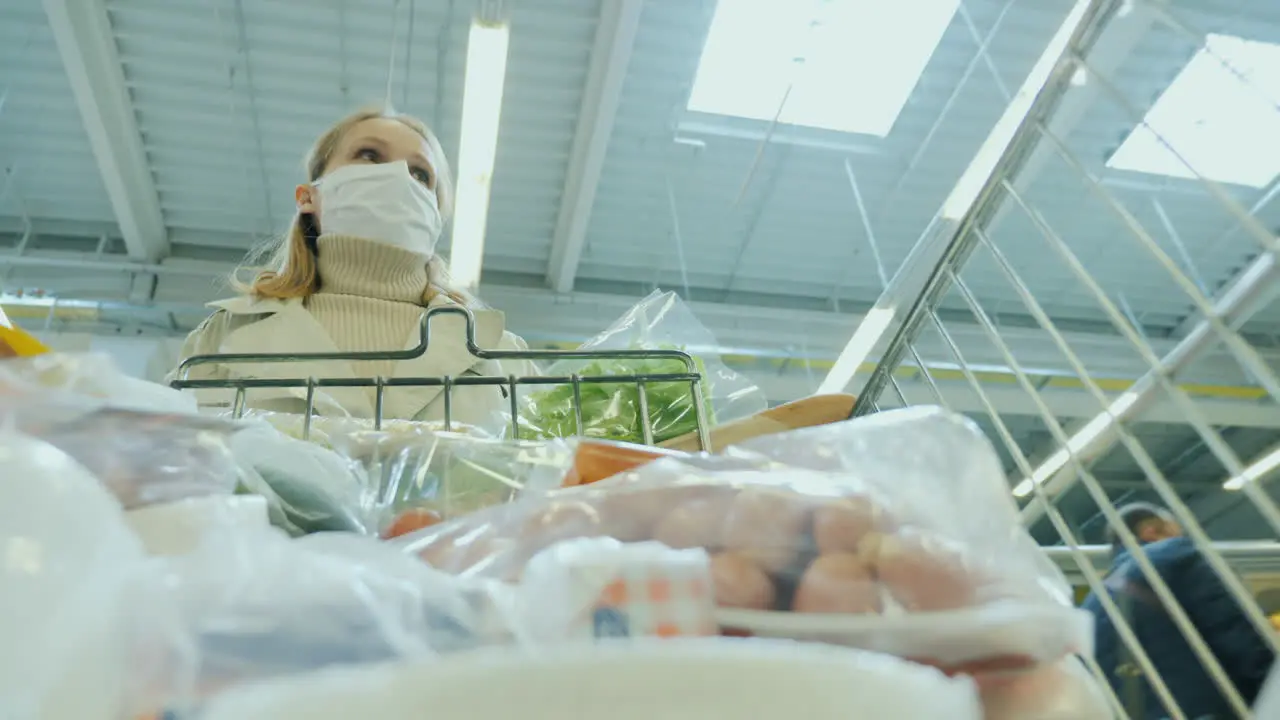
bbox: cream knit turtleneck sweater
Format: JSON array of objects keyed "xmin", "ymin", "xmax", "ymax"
[{"xmin": 306, "ymin": 234, "xmax": 434, "ymax": 386}]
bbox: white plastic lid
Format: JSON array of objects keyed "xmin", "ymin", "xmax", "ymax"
[
  {"xmin": 197, "ymin": 638, "xmax": 981, "ymax": 720},
  {"xmin": 125, "ymin": 494, "xmax": 269, "ymax": 556}
]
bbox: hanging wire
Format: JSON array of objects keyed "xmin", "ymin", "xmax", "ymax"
[
  {"xmin": 733, "ymin": 0, "xmax": 828, "ymax": 206},
  {"xmin": 844, "ymin": 158, "xmax": 888, "ymax": 288},
  {"xmin": 826, "ymin": 0, "xmax": 1019, "ymax": 305},
  {"xmin": 384, "ymin": 0, "xmax": 404, "ymax": 111},
  {"xmin": 211, "ymin": 0, "xmax": 276, "ymax": 236},
  {"xmin": 338, "ymin": 0, "xmax": 351, "ymax": 105},
  {"xmin": 402, "ymin": 0, "xmax": 417, "ymax": 110},
  {"xmin": 1150, "ymin": 197, "xmax": 1210, "ymax": 296},
  {"xmin": 665, "ymin": 176, "xmax": 693, "ymax": 300}
]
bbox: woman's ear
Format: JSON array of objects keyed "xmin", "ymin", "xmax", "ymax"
[{"xmin": 296, "ymin": 184, "xmax": 317, "ymax": 214}]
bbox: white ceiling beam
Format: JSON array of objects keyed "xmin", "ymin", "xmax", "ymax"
[
  {"xmin": 545, "ymin": 0, "xmax": 642, "ymax": 293},
  {"xmin": 43, "ymin": 0, "xmax": 168, "ymax": 262}
]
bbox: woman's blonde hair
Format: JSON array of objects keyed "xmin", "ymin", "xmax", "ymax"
[{"xmin": 236, "ymin": 107, "xmax": 472, "ymax": 305}]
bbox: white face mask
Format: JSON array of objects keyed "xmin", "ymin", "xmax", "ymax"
[{"xmin": 313, "ymin": 160, "xmax": 444, "ymax": 256}]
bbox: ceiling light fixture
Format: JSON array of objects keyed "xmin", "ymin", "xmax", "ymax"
[{"xmin": 449, "ymin": 19, "xmax": 511, "ymax": 290}]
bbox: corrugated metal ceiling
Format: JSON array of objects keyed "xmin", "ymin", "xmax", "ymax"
[{"xmin": 2, "ymin": 0, "xmax": 1273, "ymax": 324}]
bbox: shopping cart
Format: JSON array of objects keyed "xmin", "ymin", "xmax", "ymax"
[
  {"xmin": 823, "ymin": 0, "xmax": 1280, "ymax": 717},
  {"xmin": 168, "ymin": 305, "xmax": 713, "ymax": 451}
]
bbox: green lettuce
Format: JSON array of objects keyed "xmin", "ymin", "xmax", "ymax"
[{"xmin": 516, "ymin": 353, "xmax": 715, "ymax": 445}]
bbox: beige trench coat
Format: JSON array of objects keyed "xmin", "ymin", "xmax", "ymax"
[{"xmin": 167, "ymin": 294, "xmax": 537, "ymax": 430}]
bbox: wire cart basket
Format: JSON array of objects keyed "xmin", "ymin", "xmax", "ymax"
[
  {"xmin": 169, "ymin": 305, "xmax": 713, "ymax": 451},
  {"xmin": 826, "ymin": 0, "xmax": 1280, "ymax": 717}
]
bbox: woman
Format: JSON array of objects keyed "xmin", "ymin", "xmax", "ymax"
[{"xmin": 169, "ymin": 108, "xmax": 535, "ymax": 428}]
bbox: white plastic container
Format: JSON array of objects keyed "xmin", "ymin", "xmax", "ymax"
[
  {"xmin": 197, "ymin": 638, "xmax": 982, "ymax": 720},
  {"xmin": 125, "ymin": 494, "xmax": 269, "ymax": 555}
]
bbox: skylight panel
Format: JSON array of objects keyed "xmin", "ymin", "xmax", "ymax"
[
  {"xmin": 686, "ymin": 0, "xmax": 960, "ymax": 138},
  {"xmin": 1106, "ymin": 34, "xmax": 1280, "ymax": 188}
]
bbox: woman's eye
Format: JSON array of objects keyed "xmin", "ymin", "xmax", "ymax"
[
  {"xmin": 355, "ymin": 148, "xmax": 381, "ymax": 162},
  {"xmin": 410, "ymin": 167, "xmax": 433, "ymax": 187}
]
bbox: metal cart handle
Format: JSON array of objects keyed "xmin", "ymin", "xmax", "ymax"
[{"xmin": 170, "ymin": 305, "xmax": 712, "ymax": 449}]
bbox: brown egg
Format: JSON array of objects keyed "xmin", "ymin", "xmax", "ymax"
[
  {"xmin": 709, "ymin": 551, "xmax": 777, "ymax": 611},
  {"xmin": 720, "ymin": 487, "xmax": 813, "ymax": 573},
  {"xmin": 593, "ymin": 485, "xmax": 718, "ymax": 543},
  {"xmin": 652, "ymin": 491, "xmax": 736, "ymax": 550},
  {"xmin": 871, "ymin": 531, "xmax": 979, "ymax": 612},
  {"xmin": 792, "ymin": 553, "xmax": 882, "ymax": 614},
  {"xmin": 812, "ymin": 494, "xmax": 893, "ymax": 555}
]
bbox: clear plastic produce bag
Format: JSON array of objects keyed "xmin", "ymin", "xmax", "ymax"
[
  {"xmin": 0, "ymin": 394, "xmax": 243, "ymax": 510},
  {"xmin": 0, "ymin": 431, "xmax": 147, "ymax": 719},
  {"xmin": 229, "ymin": 418, "xmax": 372, "ymax": 536},
  {"xmin": 0, "ymin": 351, "xmax": 197, "ymax": 414},
  {"xmin": 396, "ymin": 407, "xmax": 1091, "ymax": 677},
  {"xmin": 511, "ymin": 291, "xmax": 766, "ymax": 445},
  {"xmin": 126, "ymin": 527, "xmax": 513, "ymax": 719},
  {"xmin": 327, "ymin": 425, "xmax": 579, "ymax": 538}
]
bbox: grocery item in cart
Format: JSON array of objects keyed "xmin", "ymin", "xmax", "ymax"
[
  {"xmin": 396, "ymin": 407, "xmax": 1090, "ymax": 676},
  {"xmin": 328, "ymin": 425, "xmax": 578, "ymax": 537},
  {"xmin": 977, "ymin": 657, "xmax": 1112, "ymax": 720},
  {"xmin": 0, "ymin": 431, "xmax": 147, "ymax": 720},
  {"xmin": 511, "ymin": 290, "xmax": 766, "ymax": 445},
  {"xmin": 517, "ymin": 537, "xmax": 718, "ymax": 642},
  {"xmin": 561, "ymin": 437, "xmax": 686, "ymax": 487},
  {"xmin": 126, "ymin": 526, "xmax": 512, "ymax": 718},
  {"xmin": 125, "ymin": 494, "xmax": 271, "ymax": 555},
  {"xmin": 0, "ymin": 351, "xmax": 198, "ymax": 414},
  {"xmin": 193, "ymin": 639, "xmax": 983, "ymax": 720},
  {"xmin": 0, "ymin": 307, "xmax": 49, "ymax": 356},
  {"xmin": 2, "ymin": 395, "xmax": 243, "ymax": 509},
  {"xmin": 229, "ymin": 418, "xmax": 371, "ymax": 536}
]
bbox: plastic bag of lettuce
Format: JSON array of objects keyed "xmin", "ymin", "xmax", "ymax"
[{"xmin": 512, "ymin": 291, "xmax": 766, "ymax": 445}]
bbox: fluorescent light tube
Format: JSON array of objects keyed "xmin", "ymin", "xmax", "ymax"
[{"xmin": 449, "ymin": 21, "xmax": 510, "ymax": 290}]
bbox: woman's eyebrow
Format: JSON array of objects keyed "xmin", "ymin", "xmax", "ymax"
[
  {"xmin": 349, "ymin": 135, "xmax": 389, "ymax": 149},
  {"xmin": 413, "ymin": 152, "xmax": 434, "ymax": 170}
]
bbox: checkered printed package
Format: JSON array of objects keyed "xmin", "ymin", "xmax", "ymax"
[{"xmin": 518, "ymin": 538, "xmax": 718, "ymax": 642}]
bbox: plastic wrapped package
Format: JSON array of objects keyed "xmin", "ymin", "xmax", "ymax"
[
  {"xmin": 396, "ymin": 408, "xmax": 1091, "ymax": 679},
  {"xmin": 0, "ymin": 431, "xmax": 147, "ymax": 720},
  {"xmin": 229, "ymin": 419, "xmax": 371, "ymax": 536},
  {"xmin": 125, "ymin": 527, "xmax": 515, "ymax": 719},
  {"xmin": 561, "ymin": 437, "xmax": 688, "ymax": 487},
  {"xmin": 193, "ymin": 639, "xmax": 983, "ymax": 720},
  {"xmin": 2, "ymin": 397, "xmax": 243, "ymax": 510},
  {"xmin": 125, "ymin": 494, "xmax": 272, "ymax": 556},
  {"xmin": 513, "ymin": 537, "xmax": 720, "ymax": 643},
  {"xmin": 327, "ymin": 426, "xmax": 579, "ymax": 538},
  {"xmin": 977, "ymin": 657, "xmax": 1112, "ymax": 720},
  {"xmin": 0, "ymin": 351, "xmax": 197, "ymax": 414},
  {"xmin": 0, "ymin": 307, "xmax": 49, "ymax": 356},
  {"xmin": 511, "ymin": 291, "xmax": 766, "ymax": 445},
  {"xmin": 726, "ymin": 407, "xmax": 1074, "ymax": 610}
]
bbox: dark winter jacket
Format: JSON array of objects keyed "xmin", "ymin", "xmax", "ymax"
[{"xmin": 1082, "ymin": 536, "xmax": 1274, "ymax": 719}]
